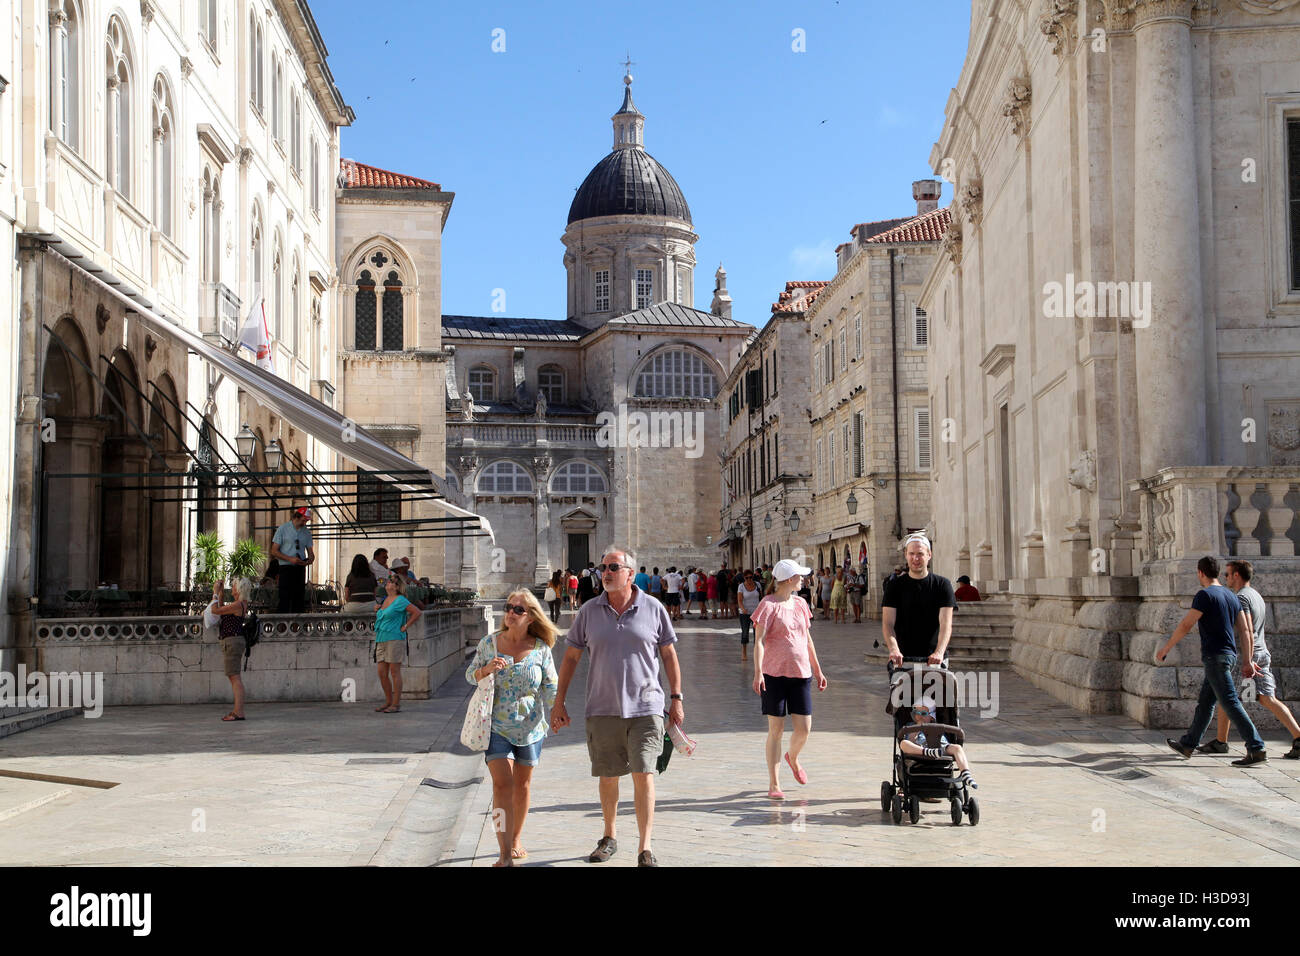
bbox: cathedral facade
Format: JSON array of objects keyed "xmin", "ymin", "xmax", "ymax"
[{"xmin": 435, "ymin": 77, "xmax": 751, "ymax": 597}]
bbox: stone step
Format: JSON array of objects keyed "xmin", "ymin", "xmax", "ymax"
[
  {"xmin": 951, "ymin": 625, "xmax": 1014, "ymax": 639},
  {"xmin": 0, "ymin": 707, "xmax": 83, "ymax": 739}
]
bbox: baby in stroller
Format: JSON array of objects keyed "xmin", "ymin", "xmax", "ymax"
[
  {"xmin": 900, "ymin": 697, "xmax": 978, "ymax": 790},
  {"xmin": 881, "ymin": 661, "xmax": 981, "ymax": 825}
]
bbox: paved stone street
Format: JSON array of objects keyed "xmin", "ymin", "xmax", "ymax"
[
  {"xmin": 2, "ymin": 611, "xmax": 1299, "ymax": 866},
  {"xmin": 448, "ymin": 612, "xmax": 1300, "ymax": 867}
]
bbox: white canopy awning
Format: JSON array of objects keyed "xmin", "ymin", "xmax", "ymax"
[{"xmin": 39, "ymin": 240, "xmax": 494, "ymax": 543}]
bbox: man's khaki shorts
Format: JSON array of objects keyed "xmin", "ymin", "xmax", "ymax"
[
  {"xmin": 375, "ymin": 640, "xmax": 405, "ymax": 664},
  {"xmin": 585, "ymin": 714, "xmax": 664, "ymax": 777}
]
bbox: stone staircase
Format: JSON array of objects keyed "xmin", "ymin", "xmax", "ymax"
[
  {"xmin": 863, "ymin": 596, "xmax": 1015, "ymax": 670},
  {"xmin": 946, "ymin": 597, "xmax": 1015, "ymax": 669}
]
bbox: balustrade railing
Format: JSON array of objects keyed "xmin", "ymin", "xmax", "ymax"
[
  {"xmin": 447, "ymin": 421, "xmax": 601, "ymax": 446},
  {"xmin": 1132, "ymin": 467, "xmax": 1299, "ymax": 562}
]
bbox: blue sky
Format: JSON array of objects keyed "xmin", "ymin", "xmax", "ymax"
[{"xmin": 312, "ymin": 0, "xmax": 972, "ymax": 326}]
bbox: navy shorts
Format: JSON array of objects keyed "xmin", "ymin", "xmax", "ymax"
[
  {"xmin": 665, "ymin": 593, "xmax": 680, "ymax": 606},
  {"xmin": 761, "ymin": 674, "xmax": 812, "ymax": 717}
]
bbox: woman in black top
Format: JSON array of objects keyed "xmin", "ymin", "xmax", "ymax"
[
  {"xmin": 210, "ymin": 577, "xmax": 250, "ymax": 721},
  {"xmin": 343, "ymin": 553, "xmax": 379, "ymax": 613}
]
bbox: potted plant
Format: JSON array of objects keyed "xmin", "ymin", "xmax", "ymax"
[
  {"xmin": 193, "ymin": 531, "xmax": 226, "ymax": 587},
  {"xmin": 226, "ymin": 539, "xmax": 267, "ymax": 583}
]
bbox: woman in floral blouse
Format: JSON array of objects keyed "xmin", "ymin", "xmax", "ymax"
[{"xmin": 466, "ymin": 588, "xmax": 559, "ymax": 866}]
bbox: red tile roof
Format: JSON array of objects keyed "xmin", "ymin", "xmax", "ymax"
[
  {"xmin": 864, "ymin": 206, "xmax": 952, "ymax": 244},
  {"xmin": 771, "ymin": 280, "xmax": 829, "ymax": 314},
  {"xmin": 340, "ymin": 158, "xmax": 441, "ymax": 190},
  {"xmin": 850, "ymin": 217, "xmax": 910, "ymax": 240}
]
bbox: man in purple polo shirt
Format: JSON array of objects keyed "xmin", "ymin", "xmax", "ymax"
[{"xmin": 552, "ymin": 545, "xmax": 685, "ymax": 868}]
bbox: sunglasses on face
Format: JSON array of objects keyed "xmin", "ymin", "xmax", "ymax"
[
  {"xmin": 504, "ymin": 604, "xmax": 529, "ymax": 616},
  {"xmin": 597, "ymin": 563, "xmax": 629, "ymax": 573}
]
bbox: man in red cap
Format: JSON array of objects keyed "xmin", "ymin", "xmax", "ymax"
[{"xmin": 271, "ymin": 506, "xmax": 314, "ymax": 613}]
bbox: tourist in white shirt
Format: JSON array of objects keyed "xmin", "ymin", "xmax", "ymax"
[{"xmin": 664, "ymin": 567, "xmax": 684, "ymax": 621}]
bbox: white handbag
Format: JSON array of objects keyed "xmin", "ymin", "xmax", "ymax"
[
  {"xmin": 460, "ymin": 673, "xmax": 495, "ymax": 751},
  {"xmin": 202, "ymin": 599, "xmax": 221, "ymax": 630},
  {"xmin": 544, "ymin": 586, "xmax": 557, "ymax": 603}
]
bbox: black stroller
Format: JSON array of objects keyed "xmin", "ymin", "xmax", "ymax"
[{"xmin": 879, "ymin": 659, "xmax": 980, "ymax": 826}]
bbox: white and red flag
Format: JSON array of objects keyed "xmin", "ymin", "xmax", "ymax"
[{"xmin": 238, "ymin": 296, "xmax": 275, "ymax": 372}]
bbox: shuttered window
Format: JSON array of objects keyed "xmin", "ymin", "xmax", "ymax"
[{"xmin": 915, "ymin": 407, "xmax": 932, "ymax": 471}]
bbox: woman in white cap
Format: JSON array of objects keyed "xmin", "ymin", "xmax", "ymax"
[{"xmin": 751, "ymin": 558, "xmax": 828, "ymax": 799}]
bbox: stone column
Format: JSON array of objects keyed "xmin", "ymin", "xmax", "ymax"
[
  {"xmin": 41, "ymin": 419, "xmax": 108, "ymax": 599},
  {"xmin": 1132, "ymin": 0, "xmax": 1207, "ymax": 476},
  {"xmin": 49, "ymin": 10, "xmax": 67, "ymax": 140},
  {"xmin": 118, "ymin": 439, "xmax": 153, "ymax": 589},
  {"xmin": 106, "ymin": 76, "xmax": 121, "ymax": 190},
  {"xmin": 534, "ymin": 490, "xmax": 551, "ymax": 583}
]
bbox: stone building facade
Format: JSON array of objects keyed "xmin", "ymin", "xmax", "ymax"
[
  {"xmin": 5, "ymin": 0, "xmax": 352, "ymax": 666},
  {"xmin": 442, "ymin": 77, "xmax": 752, "ymax": 597},
  {"xmin": 918, "ymin": 0, "xmax": 1300, "ymax": 726},
  {"xmin": 719, "ymin": 280, "xmax": 822, "ymax": 572},
  {"xmin": 334, "ymin": 160, "xmax": 453, "ymax": 583},
  {"xmin": 804, "ymin": 184, "xmax": 949, "ymax": 608}
]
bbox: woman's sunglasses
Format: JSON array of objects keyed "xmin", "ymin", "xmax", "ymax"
[{"xmin": 504, "ymin": 603, "xmax": 529, "ymax": 616}]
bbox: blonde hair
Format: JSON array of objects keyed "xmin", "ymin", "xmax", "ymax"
[
  {"xmin": 499, "ymin": 588, "xmax": 558, "ymax": 648},
  {"xmin": 386, "ymin": 573, "xmax": 407, "ymax": 595}
]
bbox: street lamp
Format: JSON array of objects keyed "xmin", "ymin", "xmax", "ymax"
[
  {"xmin": 235, "ymin": 423, "xmax": 257, "ymax": 468},
  {"xmin": 265, "ymin": 437, "xmax": 284, "ymax": 472},
  {"xmin": 763, "ymin": 512, "xmax": 773, "ymax": 530},
  {"xmin": 789, "ymin": 508, "xmax": 801, "ymax": 532}
]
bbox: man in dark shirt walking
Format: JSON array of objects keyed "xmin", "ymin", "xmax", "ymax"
[
  {"xmin": 881, "ymin": 532, "xmax": 957, "ymax": 667},
  {"xmin": 1159, "ymin": 555, "xmax": 1267, "ymax": 766}
]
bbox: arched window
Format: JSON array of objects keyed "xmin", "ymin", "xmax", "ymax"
[
  {"xmin": 290, "ymin": 89, "xmax": 302, "ymax": 173},
  {"xmin": 105, "ymin": 17, "xmax": 132, "ymax": 199},
  {"xmin": 199, "ymin": 0, "xmax": 218, "ymax": 50},
  {"xmin": 477, "ymin": 461, "xmax": 533, "ymax": 494},
  {"xmin": 538, "ymin": 365, "xmax": 565, "ymax": 405},
  {"xmin": 382, "ymin": 271, "xmax": 403, "ymax": 351},
  {"xmin": 248, "ymin": 13, "xmax": 264, "ymax": 114},
  {"xmin": 272, "ymin": 237, "xmax": 283, "ymax": 340},
  {"xmin": 354, "ymin": 269, "xmax": 376, "ymax": 350},
  {"xmin": 290, "ymin": 256, "xmax": 301, "ymax": 354},
  {"xmin": 250, "ymin": 207, "xmax": 263, "ymax": 300},
  {"xmin": 48, "ymin": 0, "xmax": 80, "ymax": 149},
  {"xmin": 151, "ymin": 75, "xmax": 174, "ymax": 236},
  {"xmin": 468, "ymin": 366, "xmax": 495, "ymax": 403},
  {"xmin": 271, "ymin": 53, "xmax": 282, "ymax": 142},
  {"xmin": 634, "ymin": 348, "xmax": 718, "ymax": 399},
  {"xmin": 550, "ymin": 461, "xmax": 607, "ymax": 494}
]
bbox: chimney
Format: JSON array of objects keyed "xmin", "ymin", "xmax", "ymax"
[
  {"xmin": 711, "ymin": 263, "xmax": 732, "ymax": 320},
  {"xmin": 913, "ymin": 179, "xmax": 942, "ymax": 215}
]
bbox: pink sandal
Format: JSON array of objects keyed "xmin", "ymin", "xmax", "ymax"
[{"xmin": 784, "ymin": 752, "xmax": 807, "ymax": 785}]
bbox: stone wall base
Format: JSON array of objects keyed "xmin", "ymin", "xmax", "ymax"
[{"xmin": 1010, "ymin": 559, "xmax": 1300, "ymax": 729}]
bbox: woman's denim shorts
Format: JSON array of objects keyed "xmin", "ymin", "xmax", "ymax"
[{"xmin": 485, "ymin": 731, "xmax": 543, "ymax": 767}]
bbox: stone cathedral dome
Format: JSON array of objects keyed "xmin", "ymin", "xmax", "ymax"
[{"xmin": 566, "ymin": 75, "xmax": 692, "ymax": 226}]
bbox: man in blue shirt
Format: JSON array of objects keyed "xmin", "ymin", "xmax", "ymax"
[
  {"xmin": 634, "ymin": 566, "xmax": 651, "ymax": 592},
  {"xmin": 553, "ymin": 547, "xmax": 683, "ymax": 868},
  {"xmin": 1158, "ymin": 556, "xmax": 1266, "ymax": 766},
  {"xmin": 270, "ymin": 506, "xmax": 314, "ymax": 613}
]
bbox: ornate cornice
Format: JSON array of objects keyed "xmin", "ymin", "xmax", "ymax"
[
  {"xmin": 1039, "ymin": 0, "xmax": 1079, "ymax": 56},
  {"xmin": 1002, "ymin": 78, "xmax": 1032, "ymax": 138},
  {"xmin": 1240, "ymin": 0, "xmax": 1300, "ymax": 12}
]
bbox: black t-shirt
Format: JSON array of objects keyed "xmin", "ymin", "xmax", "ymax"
[{"xmin": 882, "ymin": 572, "xmax": 957, "ymax": 658}]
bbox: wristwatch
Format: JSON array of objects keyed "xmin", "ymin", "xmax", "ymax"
[{"xmin": 670, "ymin": 693, "xmax": 683, "ymax": 701}]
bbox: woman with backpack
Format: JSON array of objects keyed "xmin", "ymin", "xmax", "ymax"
[{"xmin": 210, "ymin": 577, "xmax": 251, "ymax": 721}]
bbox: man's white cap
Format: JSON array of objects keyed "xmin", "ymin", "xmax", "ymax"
[
  {"xmin": 772, "ymin": 558, "xmax": 812, "ymax": 582},
  {"xmin": 903, "ymin": 531, "xmax": 931, "ymax": 552}
]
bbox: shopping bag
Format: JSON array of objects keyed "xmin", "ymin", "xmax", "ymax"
[
  {"xmin": 459, "ymin": 673, "xmax": 495, "ymax": 751},
  {"xmin": 202, "ymin": 600, "xmax": 220, "ymax": 630}
]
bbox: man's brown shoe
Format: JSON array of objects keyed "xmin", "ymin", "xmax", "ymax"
[{"xmin": 1231, "ymin": 750, "xmax": 1267, "ymax": 767}]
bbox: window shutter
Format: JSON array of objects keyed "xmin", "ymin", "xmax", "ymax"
[
  {"xmin": 854, "ymin": 412, "xmax": 864, "ymax": 477},
  {"xmin": 914, "ymin": 307, "xmax": 929, "ymax": 349},
  {"xmin": 916, "ymin": 408, "xmax": 932, "ymax": 471}
]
